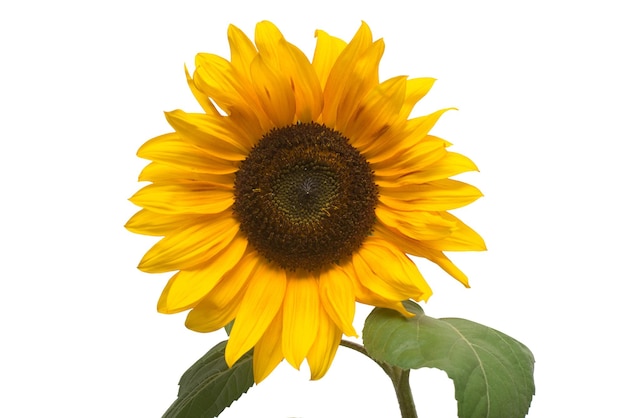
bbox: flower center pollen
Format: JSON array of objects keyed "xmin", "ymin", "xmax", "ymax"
[{"xmin": 233, "ymin": 122, "xmax": 378, "ymax": 272}]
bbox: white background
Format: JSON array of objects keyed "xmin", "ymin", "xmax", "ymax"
[{"xmin": 1, "ymin": 1, "xmax": 624, "ymax": 417}]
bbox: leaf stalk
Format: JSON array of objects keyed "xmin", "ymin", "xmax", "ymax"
[{"xmin": 340, "ymin": 340, "xmax": 418, "ymax": 418}]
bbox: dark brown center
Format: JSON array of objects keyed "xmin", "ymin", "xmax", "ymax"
[{"xmin": 233, "ymin": 122, "xmax": 378, "ymax": 272}]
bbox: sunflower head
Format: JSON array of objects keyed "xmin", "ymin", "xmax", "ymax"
[{"xmin": 127, "ymin": 21, "xmax": 485, "ymax": 383}]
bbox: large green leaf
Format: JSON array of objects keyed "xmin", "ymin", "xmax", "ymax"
[
  {"xmin": 163, "ymin": 341, "xmax": 254, "ymax": 418},
  {"xmin": 363, "ymin": 301, "xmax": 534, "ymax": 418}
]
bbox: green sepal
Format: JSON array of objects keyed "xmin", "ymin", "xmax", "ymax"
[
  {"xmin": 363, "ymin": 301, "xmax": 535, "ymax": 418},
  {"xmin": 162, "ymin": 340, "xmax": 254, "ymax": 418}
]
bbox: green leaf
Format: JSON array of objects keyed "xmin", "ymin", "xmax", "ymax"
[
  {"xmin": 363, "ymin": 301, "xmax": 535, "ymax": 418},
  {"xmin": 163, "ymin": 340, "xmax": 254, "ymax": 418},
  {"xmin": 224, "ymin": 321, "xmax": 233, "ymax": 336}
]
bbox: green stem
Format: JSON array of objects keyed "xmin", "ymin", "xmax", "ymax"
[
  {"xmin": 340, "ymin": 340, "xmax": 418, "ymax": 418},
  {"xmin": 391, "ymin": 367, "xmax": 418, "ymax": 418}
]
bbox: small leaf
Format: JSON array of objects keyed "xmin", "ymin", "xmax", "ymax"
[
  {"xmin": 363, "ymin": 301, "xmax": 535, "ymax": 418},
  {"xmin": 163, "ymin": 340, "xmax": 254, "ymax": 418}
]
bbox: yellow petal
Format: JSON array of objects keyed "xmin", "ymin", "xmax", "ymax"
[
  {"xmin": 183, "ymin": 252, "xmax": 259, "ymax": 333},
  {"xmin": 352, "ymin": 237, "xmax": 432, "ymax": 302},
  {"xmin": 370, "ymin": 134, "xmax": 449, "ymax": 173},
  {"xmin": 282, "ymin": 274, "xmax": 320, "ymax": 369},
  {"xmin": 353, "ymin": 279, "xmax": 412, "ymax": 315},
  {"xmin": 194, "ymin": 53, "xmax": 253, "ymax": 110},
  {"xmin": 138, "ymin": 213, "xmax": 239, "ymax": 273},
  {"xmin": 254, "ymin": 21, "xmax": 284, "ymax": 68},
  {"xmin": 376, "ymin": 152, "xmax": 478, "ymax": 186},
  {"xmin": 250, "ymin": 54, "xmax": 296, "ymax": 127},
  {"xmin": 164, "ymin": 110, "xmax": 251, "ymax": 160},
  {"xmin": 321, "ymin": 21, "xmax": 378, "ymax": 127},
  {"xmin": 225, "ymin": 262, "xmax": 287, "ymax": 366},
  {"xmin": 253, "ymin": 309, "xmax": 284, "ymax": 383},
  {"xmin": 420, "ymin": 212, "xmax": 487, "ymax": 251},
  {"xmin": 156, "ymin": 233, "xmax": 248, "ymax": 313},
  {"xmin": 379, "ymin": 179, "xmax": 483, "ymax": 211},
  {"xmin": 255, "ymin": 22, "xmax": 323, "ymax": 123},
  {"xmin": 399, "ymin": 77, "xmax": 436, "ymax": 120},
  {"xmin": 374, "ymin": 224, "xmax": 471, "ymax": 287},
  {"xmin": 129, "ymin": 183, "xmax": 233, "ymax": 215},
  {"xmin": 345, "ymin": 76, "xmax": 407, "ymax": 151},
  {"xmin": 193, "ymin": 53, "xmax": 270, "ymax": 132},
  {"xmin": 376, "ymin": 204, "xmax": 456, "ymax": 241},
  {"xmin": 207, "ymin": 251, "xmax": 261, "ymax": 308},
  {"xmin": 138, "ymin": 162, "xmax": 235, "ymax": 186},
  {"xmin": 306, "ymin": 308, "xmax": 342, "ymax": 380},
  {"xmin": 125, "ymin": 209, "xmax": 201, "ymax": 236},
  {"xmin": 312, "ymin": 29, "xmax": 347, "ymax": 91},
  {"xmin": 185, "ymin": 286, "xmax": 244, "ymax": 333},
  {"xmin": 185, "ymin": 64, "xmax": 220, "ymax": 117},
  {"xmin": 332, "ymin": 41, "xmax": 385, "ymax": 131},
  {"xmin": 276, "ymin": 40, "xmax": 323, "ymax": 122},
  {"xmin": 228, "ymin": 24, "xmax": 257, "ymax": 81},
  {"xmin": 336, "ymin": 261, "xmax": 413, "ymax": 316},
  {"xmin": 405, "ymin": 108, "xmax": 455, "ymax": 146},
  {"xmin": 421, "ymin": 250, "xmax": 471, "ymax": 287},
  {"xmin": 375, "ymin": 210, "xmax": 485, "ymax": 252},
  {"xmin": 422, "ymin": 251, "xmax": 471, "ymax": 287},
  {"xmin": 137, "ymin": 133, "xmax": 239, "ymax": 175},
  {"xmin": 319, "ymin": 266, "xmax": 358, "ymax": 337},
  {"xmin": 366, "ymin": 110, "xmax": 452, "ymax": 166}
]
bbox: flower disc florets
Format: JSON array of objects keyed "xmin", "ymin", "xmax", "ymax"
[{"xmin": 233, "ymin": 122, "xmax": 378, "ymax": 272}]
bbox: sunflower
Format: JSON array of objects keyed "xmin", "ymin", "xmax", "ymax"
[{"xmin": 126, "ymin": 21, "xmax": 485, "ymax": 383}]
